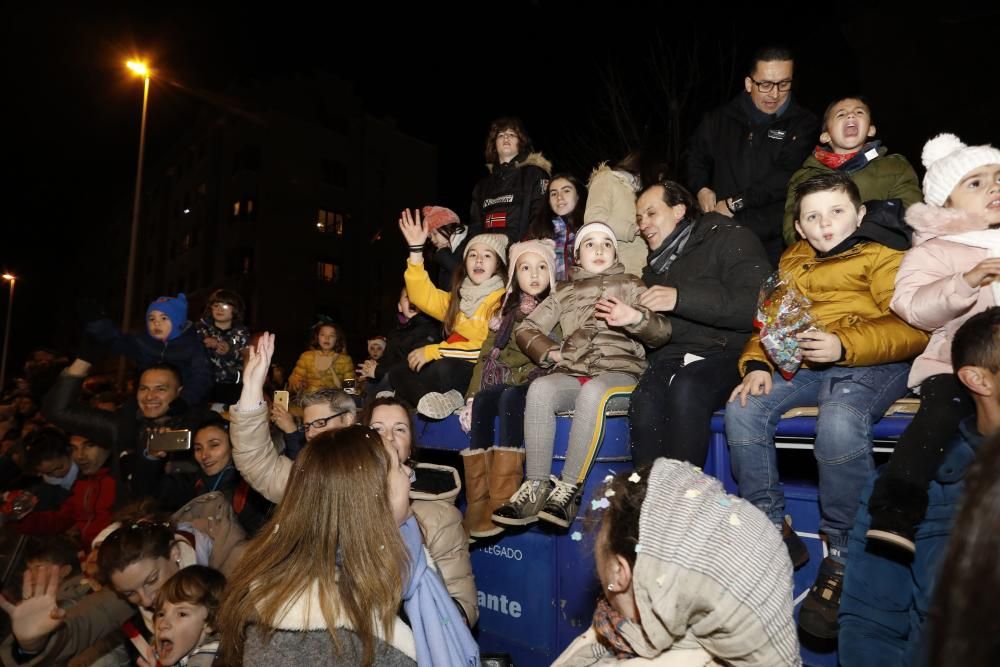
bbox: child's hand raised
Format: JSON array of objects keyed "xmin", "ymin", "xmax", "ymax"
[
  {"xmin": 595, "ymin": 297, "xmax": 643, "ymax": 327},
  {"xmin": 963, "ymin": 258, "xmax": 1000, "ymax": 289},
  {"xmin": 399, "ymin": 209, "xmax": 428, "ymax": 248}
]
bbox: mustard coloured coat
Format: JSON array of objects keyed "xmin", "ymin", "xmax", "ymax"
[{"xmin": 739, "ymin": 214, "xmax": 929, "ymax": 375}]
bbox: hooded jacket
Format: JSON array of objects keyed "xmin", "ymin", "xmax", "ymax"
[
  {"xmin": 515, "ymin": 262, "xmax": 672, "ymax": 378},
  {"xmin": 782, "ymin": 144, "xmax": 923, "ymax": 246},
  {"xmin": 470, "ymin": 152, "xmax": 552, "ymax": 244},
  {"xmin": 890, "ymin": 203, "xmax": 998, "ymax": 387},
  {"xmin": 739, "ymin": 200, "xmax": 929, "ymax": 375},
  {"xmin": 584, "ymin": 164, "xmax": 647, "ymax": 277}
]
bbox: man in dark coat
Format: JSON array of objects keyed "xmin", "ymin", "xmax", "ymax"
[
  {"xmin": 685, "ymin": 46, "xmax": 818, "ymax": 264},
  {"xmin": 628, "ymin": 182, "xmax": 771, "ymax": 467}
]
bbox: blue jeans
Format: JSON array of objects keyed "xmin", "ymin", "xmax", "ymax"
[
  {"xmin": 724, "ymin": 363, "xmax": 909, "ymax": 559},
  {"xmin": 469, "ymin": 383, "xmax": 529, "ymax": 449}
]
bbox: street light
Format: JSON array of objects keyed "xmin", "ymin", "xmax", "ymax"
[
  {"xmin": 119, "ymin": 59, "xmax": 151, "ymax": 388},
  {"xmin": 0, "ymin": 274, "xmax": 15, "ymax": 392}
]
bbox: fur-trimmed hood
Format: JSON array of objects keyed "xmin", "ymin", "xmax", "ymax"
[
  {"xmin": 486, "ymin": 151, "xmax": 551, "ymax": 174},
  {"xmin": 906, "ymin": 202, "xmax": 993, "ymax": 244},
  {"xmin": 587, "ymin": 162, "xmax": 640, "ymax": 193}
]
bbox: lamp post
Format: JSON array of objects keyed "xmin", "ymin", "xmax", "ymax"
[
  {"xmin": 0, "ymin": 274, "xmax": 15, "ymax": 392},
  {"xmin": 119, "ymin": 60, "xmax": 151, "ymax": 388}
]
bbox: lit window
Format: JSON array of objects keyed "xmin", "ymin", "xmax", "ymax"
[
  {"xmin": 316, "ymin": 261, "xmax": 338, "ymax": 282},
  {"xmin": 317, "ymin": 209, "xmax": 346, "ymax": 236}
]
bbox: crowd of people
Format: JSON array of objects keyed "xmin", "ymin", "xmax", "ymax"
[{"xmin": 0, "ymin": 43, "xmax": 997, "ymax": 666}]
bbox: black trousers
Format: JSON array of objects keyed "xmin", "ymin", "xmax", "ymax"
[
  {"xmin": 869, "ymin": 373, "xmax": 975, "ymax": 526},
  {"xmin": 389, "ymin": 358, "xmax": 474, "ymax": 408},
  {"xmin": 629, "ymin": 350, "xmax": 742, "ymax": 467}
]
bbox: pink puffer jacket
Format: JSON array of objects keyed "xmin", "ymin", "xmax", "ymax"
[{"xmin": 891, "ymin": 203, "xmax": 997, "ymax": 387}]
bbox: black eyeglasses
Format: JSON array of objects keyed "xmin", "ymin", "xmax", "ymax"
[
  {"xmin": 301, "ymin": 410, "xmax": 350, "ymax": 432},
  {"xmin": 749, "ymin": 77, "xmax": 793, "ymax": 93}
]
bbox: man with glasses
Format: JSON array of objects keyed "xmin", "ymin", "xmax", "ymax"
[
  {"xmin": 271, "ymin": 387, "xmax": 357, "ymax": 459},
  {"xmin": 685, "ymin": 45, "xmax": 818, "ymax": 264}
]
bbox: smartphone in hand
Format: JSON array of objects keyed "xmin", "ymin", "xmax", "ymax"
[{"xmin": 147, "ymin": 430, "xmax": 192, "ymax": 453}]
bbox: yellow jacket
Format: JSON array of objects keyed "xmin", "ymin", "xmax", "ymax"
[
  {"xmin": 288, "ymin": 350, "xmax": 354, "ymax": 393},
  {"xmin": 404, "ymin": 261, "xmax": 504, "ymax": 363},
  {"xmin": 740, "ymin": 239, "xmax": 928, "ymax": 375}
]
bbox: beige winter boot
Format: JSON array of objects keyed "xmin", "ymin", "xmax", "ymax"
[
  {"xmin": 474, "ymin": 446, "xmax": 525, "ymax": 538},
  {"xmin": 459, "ymin": 448, "xmax": 493, "ymax": 542}
]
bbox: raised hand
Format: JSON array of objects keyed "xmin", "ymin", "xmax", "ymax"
[
  {"xmin": 0, "ymin": 564, "xmax": 67, "ymax": 651},
  {"xmin": 399, "ymin": 209, "xmax": 428, "ymax": 248}
]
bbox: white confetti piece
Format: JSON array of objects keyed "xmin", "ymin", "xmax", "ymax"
[{"xmin": 628, "ymin": 472, "xmax": 641, "ymax": 483}]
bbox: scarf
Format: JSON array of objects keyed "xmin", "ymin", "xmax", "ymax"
[
  {"xmin": 940, "ymin": 230, "xmax": 1000, "ymax": 304},
  {"xmin": 400, "ymin": 516, "xmax": 479, "ymax": 666},
  {"xmin": 592, "ymin": 597, "xmax": 637, "ymax": 659},
  {"xmin": 458, "ymin": 275, "xmax": 504, "ymax": 318},
  {"xmin": 480, "ymin": 294, "xmax": 540, "ymax": 390},
  {"xmin": 647, "ymin": 218, "xmax": 695, "ymax": 275},
  {"xmin": 814, "ymin": 145, "xmax": 858, "ymax": 170},
  {"xmin": 43, "ymin": 461, "xmax": 79, "ymax": 490}
]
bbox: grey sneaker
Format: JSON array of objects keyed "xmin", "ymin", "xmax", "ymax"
[
  {"xmin": 491, "ymin": 479, "xmax": 552, "ymax": 526},
  {"xmin": 537, "ymin": 477, "xmax": 581, "ymax": 528},
  {"xmin": 417, "ymin": 389, "xmax": 465, "ymax": 419}
]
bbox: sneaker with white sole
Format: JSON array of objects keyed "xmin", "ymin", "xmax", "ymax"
[
  {"xmin": 491, "ymin": 479, "xmax": 552, "ymax": 526},
  {"xmin": 417, "ymin": 389, "xmax": 465, "ymax": 419},
  {"xmin": 537, "ymin": 477, "xmax": 581, "ymax": 528}
]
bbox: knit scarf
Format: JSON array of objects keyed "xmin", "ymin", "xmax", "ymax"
[
  {"xmin": 646, "ymin": 218, "xmax": 695, "ymax": 275},
  {"xmin": 458, "ymin": 275, "xmax": 504, "ymax": 317},
  {"xmin": 479, "ymin": 294, "xmax": 540, "ymax": 389},
  {"xmin": 592, "ymin": 597, "xmax": 637, "ymax": 659},
  {"xmin": 940, "ymin": 230, "xmax": 1000, "ymax": 304},
  {"xmin": 400, "ymin": 516, "xmax": 479, "ymax": 666}
]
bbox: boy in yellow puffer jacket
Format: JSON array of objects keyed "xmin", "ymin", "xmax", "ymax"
[{"xmin": 724, "ymin": 171, "xmax": 928, "ymax": 640}]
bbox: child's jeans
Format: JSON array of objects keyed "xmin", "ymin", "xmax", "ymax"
[
  {"xmin": 524, "ymin": 372, "xmax": 635, "ymax": 484},
  {"xmin": 469, "ymin": 383, "xmax": 530, "ymax": 450},
  {"xmin": 724, "ymin": 362, "xmax": 910, "ymax": 562}
]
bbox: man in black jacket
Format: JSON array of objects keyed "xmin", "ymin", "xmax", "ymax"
[
  {"xmin": 628, "ymin": 182, "xmax": 771, "ymax": 467},
  {"xmin": 43, "ymin": 358, "xmax": 212, "ymax": 500},
  {"xmin": 685, "ymin": 46, "xmax": 818, "ymax": 264}
]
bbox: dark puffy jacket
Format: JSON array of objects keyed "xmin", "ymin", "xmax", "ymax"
[
  {"xmin": 642, "ymin": 213, "xmax": 772, "ymax": 362},
  {"xmin": 685, "ymin": 93, "xmax": 818, "ymax": 258},
  {"xmin": 86, "ymin": 318, "xmax": 214, "ymax": 405},
  {"xmin": 469, "ymin": 152, "xmax": 552, "ymax": 245}
]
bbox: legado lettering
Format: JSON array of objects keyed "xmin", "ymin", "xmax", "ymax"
[{"xmin": 482, "ymin": 544, "xmax": 523, "ymax": 560}]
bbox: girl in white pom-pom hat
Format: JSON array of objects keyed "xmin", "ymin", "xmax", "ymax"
[{"xmin": 866, "ymin": 133, "xmax": 1000, "ymax": 554}]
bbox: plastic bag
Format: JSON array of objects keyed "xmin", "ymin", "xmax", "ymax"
[{"xmin": 754, "ymin": 272, "xmax": 823, "ymax": 379}]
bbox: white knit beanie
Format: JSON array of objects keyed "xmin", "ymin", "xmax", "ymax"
[
  {"xmin": 573, "ymin": 222, "xmax": 620, "ymax": 254},
  {"xmin": 464, "ymin": 233, "xmax": 510, "ymax": 263},
  {"xmin": 921, "ymin": 133, "xmax": 1000, "ymax": 207},
  {"xmin": 504, "ymin": 238, "xmax": 558, "ymax": 295}
]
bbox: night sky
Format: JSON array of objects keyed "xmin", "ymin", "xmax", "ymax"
[{"xmin": 4, "ymin": 4, "xmax": 997, "ymax": 369}]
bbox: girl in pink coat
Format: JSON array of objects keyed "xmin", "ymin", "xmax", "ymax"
[{"xmin": 867, "ymin": 133, "xmax": 1000, "ymax": 553}]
